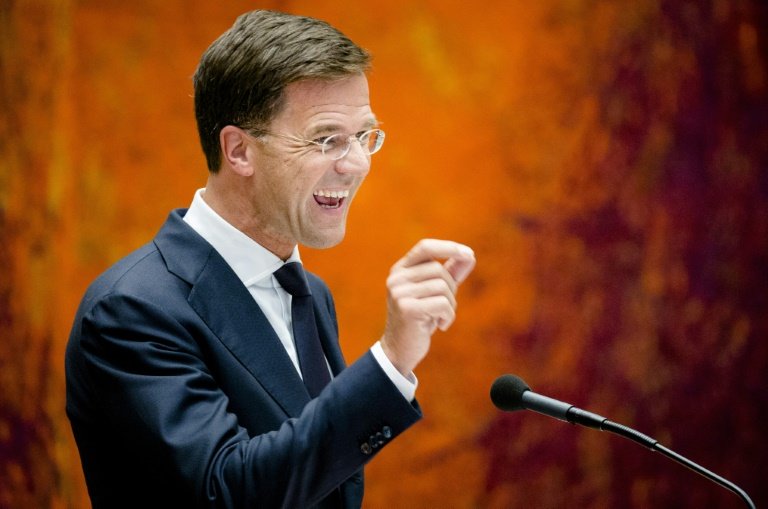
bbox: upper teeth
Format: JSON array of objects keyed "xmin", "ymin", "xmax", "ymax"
[{"xmin": 314, "ymin": 190, "xmax": 349, "ymax": 198}]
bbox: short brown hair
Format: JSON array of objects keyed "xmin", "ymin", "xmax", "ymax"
[{"xmin": 193, "ymin": 10, "xmax": 371, "ymax": 172}]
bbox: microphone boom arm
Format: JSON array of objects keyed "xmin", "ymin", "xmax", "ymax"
[
  {"xmin": 598, "ymin": 419, "xmax": 757, "ymax": 509},
  {"xmin": 544, "ymin": 396, "xmax": 755, "ymax": 508},
  {"xmin": 499, "ymin": 379, "xmax": 755, "ymax": 508},
  {"xmin": 573, "ymin": 405, "xmax": 755, "ymax": 508}
]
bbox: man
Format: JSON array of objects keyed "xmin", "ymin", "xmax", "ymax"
[{"xmin": 65, "ymin": 9, "xmax": 475, "ymax": 508}]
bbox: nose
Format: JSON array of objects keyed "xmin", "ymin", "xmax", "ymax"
[{"xmin": 334, "ymin": 139, "xmax": 370, "ymax": 175}]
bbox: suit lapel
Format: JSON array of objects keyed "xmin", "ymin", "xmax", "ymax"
[
  {"xmin": 154, "ymin": 210, "xmax": 310, "ymax": 417},
  {"xmin": 189, "ymin": 253, "xmax": 312, "ymax": 416}
]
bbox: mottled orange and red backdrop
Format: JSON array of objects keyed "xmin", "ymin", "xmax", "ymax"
[{"xmin": 1, "ymin": 1, "xmax": 766, "ymax": 508}]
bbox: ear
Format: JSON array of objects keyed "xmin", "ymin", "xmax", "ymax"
[{"xmin": 219, "ymin": 125, "xmax": 255, "ymax": 177}]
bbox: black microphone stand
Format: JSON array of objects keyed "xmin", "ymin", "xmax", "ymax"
[
  {"xmin": 491, "ymin": 375, "xmax": 756, "ymax": 508},
  {"xmin": 567, "ymin": 408, "xmax": 756, "ymax": 508}
]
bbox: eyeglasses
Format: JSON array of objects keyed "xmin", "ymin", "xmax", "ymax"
[{"xmin": 253, "ymin": 128, "xmax": 386, "ymax": 161}]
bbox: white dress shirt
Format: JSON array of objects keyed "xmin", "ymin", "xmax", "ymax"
[{"xmin": 183, "ymin": 188, "xmax": 416, "ymax": 401}]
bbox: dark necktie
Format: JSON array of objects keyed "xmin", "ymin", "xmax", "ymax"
[{"xmin": 273, "ymin": 262, "xmax": 331, "ymax": 398}]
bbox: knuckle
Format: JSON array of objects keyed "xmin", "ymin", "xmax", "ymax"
[
  {"xmin": 415, "ymin": 238, "xmax": 430, "ymax": 250},
  {"xmin": 430, "ymin": 278, "xmax": 452, "ymax": 296},
  {"xmin": 386, "ymin": 271, "xmax": 407, "ymax": 289},
  {"xmin": 389, "ymin": 285, "xmax": 408, "ymax": 300},
  {"xmin": 428, "ymin": 260, "xmax": 444, "ymax": 272},
  {"xmin": 408, "ymin": 242, "xmax": 424, "ymax": 258}
]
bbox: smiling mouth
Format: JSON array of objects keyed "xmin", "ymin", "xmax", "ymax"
[{"xmin": 313, "ymin": 189, "xmax": 350, "ymax": 209}]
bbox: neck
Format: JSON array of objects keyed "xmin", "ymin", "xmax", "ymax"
[{"xmin": 202, "ymin": 177, "xmax": 296, "ymax": 260}]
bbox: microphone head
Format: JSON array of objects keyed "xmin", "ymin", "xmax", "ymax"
[{"xmin": 490, "ymin": 374, "xmax": 531, "ymax": 411}]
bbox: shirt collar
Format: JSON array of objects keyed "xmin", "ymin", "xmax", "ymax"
[{"xmin": 183, "ymin": 188, "xmax": 301, "ymax": 287}]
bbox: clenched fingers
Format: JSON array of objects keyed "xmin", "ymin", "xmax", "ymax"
[
  {"xmin": 394, "ymin": 239, "xmax": 476, "ymax": 285},
  {"xmin": 381, "ymin": 239, "xmax": 476, "ymax": 375},
  {"xmin": 387, "ymin": 261, "xmax": 458, "ymax": 302}
]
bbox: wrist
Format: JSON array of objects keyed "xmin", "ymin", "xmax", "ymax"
[
  {"xmin": 371, "ymin": 342, "xmax": 417, "ymax": 401},
  {"xmin": 379, "ymin": 337, "xmax": 412, "ymax": 377}
]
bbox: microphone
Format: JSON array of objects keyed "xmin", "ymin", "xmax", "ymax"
[{"xmin": 490, "ymin": 374, "xmax": 755, "ymax": 509}]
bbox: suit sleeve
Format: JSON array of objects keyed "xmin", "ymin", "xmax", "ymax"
[{"xmin": 77, "ymin": 292, "xmax": 421, "ymax": 508}]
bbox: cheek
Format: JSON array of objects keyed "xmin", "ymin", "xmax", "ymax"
[
  {"xmin": 274, "ymin": 155, "xmax": 330, "ymax": 205},
  {"xmin": 271, "ymin": 161, "xmax": 307, "ymax": 196}
]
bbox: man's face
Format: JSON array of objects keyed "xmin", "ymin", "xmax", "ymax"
[{"xmin": 247, "ymin": 74, "xmax": 375, "ymax": 255}]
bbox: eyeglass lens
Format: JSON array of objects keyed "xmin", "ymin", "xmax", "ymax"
[{"xmin": 323, "ymin": 130, "xmax": 384, "ymax": 159}]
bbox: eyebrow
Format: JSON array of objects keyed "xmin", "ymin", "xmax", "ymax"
[
  {"xmin": 363, "ymin": 116, "xmax": 380, "ymax": 130},
  {"xmin": 305, "ymin": 117, "xmax": 379, "ymax": 137}
]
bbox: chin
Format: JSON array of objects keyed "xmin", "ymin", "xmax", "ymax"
[{"xmin": 303, "ymin": 229, "xmax": 346, "ymax": 250}]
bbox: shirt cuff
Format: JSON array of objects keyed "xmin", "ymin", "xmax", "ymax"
[{"xmin": 370, "ymin": 341, "xmax": 418, "ymax": 402}]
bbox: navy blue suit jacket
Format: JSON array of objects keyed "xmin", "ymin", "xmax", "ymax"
[{"xmin": 65, "ymin": 210, "xmax": 421, "ymax": 508}]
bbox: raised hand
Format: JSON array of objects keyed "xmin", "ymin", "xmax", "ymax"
[{"xmin": 380, "ymin": 239, "xmax": 476, "ymax": 376}]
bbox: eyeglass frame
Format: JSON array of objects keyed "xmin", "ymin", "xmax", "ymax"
[{"xmin": 245, "ymin": 127, "xmax": 386, "ymax": 161}]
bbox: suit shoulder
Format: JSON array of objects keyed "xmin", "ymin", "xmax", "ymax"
[{"xmin": 79, "ymin": 242, "xmax": 184, "ymax": 310}]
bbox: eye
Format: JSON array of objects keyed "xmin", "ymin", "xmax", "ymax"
[
  {"xmin": 312, "ymin": 135, "xmax": 334, "ymax": 145},
  {"xmin": 318, "ymin": 134, "xmax": 345, "ymax": 150}
]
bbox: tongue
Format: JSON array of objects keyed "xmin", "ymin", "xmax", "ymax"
[{"xmin": 314, "ymin": 195, "xmax": 341, "ymax": 208}]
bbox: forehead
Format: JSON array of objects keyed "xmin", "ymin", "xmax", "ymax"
[{"xmin": 274, "ymin": 74, "xmax": 375, "ymax": 131}]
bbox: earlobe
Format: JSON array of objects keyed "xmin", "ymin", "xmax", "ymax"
[{"xmin": 220, "ymin": 126, "xmax": 255, "ymax": 177}]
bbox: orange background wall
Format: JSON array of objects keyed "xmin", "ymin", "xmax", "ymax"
[{"xmin": 1, "ymin": 1, "xmax": 766, "ymax": 507}]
